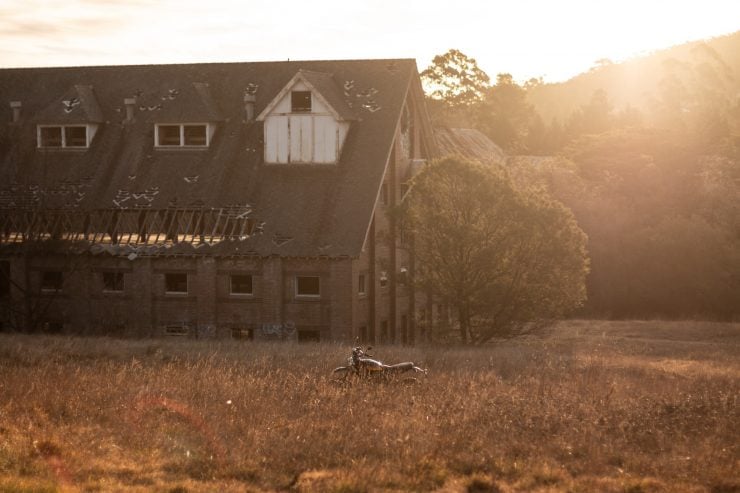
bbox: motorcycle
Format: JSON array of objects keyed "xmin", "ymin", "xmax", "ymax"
[{"xmin": 332, "ymin": 346, "xmax": 427, "ymax": 382}]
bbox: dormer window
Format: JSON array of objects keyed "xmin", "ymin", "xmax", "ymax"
[
  {"xmin": 291, "ymin": 91, "xmax": 312, "ymax": 113},
  {"xmin": 37, "ymin": 125, "xmax": 91, "ymax": 148},
  {"xmin": 155, "ymin": 123, "xmax": 210, "ymax": 148},
  {"xmin": 258, "ymin": 71, "xmax": 353, "ymax": 164}
]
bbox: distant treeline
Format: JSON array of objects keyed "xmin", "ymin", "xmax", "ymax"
[{"xmin": 423, "ymin": 33, "xmax": 740, "ymax": 319}]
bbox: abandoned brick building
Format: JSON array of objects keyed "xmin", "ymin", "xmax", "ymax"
[{"xmin": 0, "ymin": 59, "xmax": 438, "ymax": 342}]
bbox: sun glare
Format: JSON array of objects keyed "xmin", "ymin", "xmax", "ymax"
[
  {"xmin": 0, "ymin": 0, "xmax": 738, "ymax": 81},
  {"xmin": 460, "ymin": 0, "xmax": 740, "ymax": 81}
]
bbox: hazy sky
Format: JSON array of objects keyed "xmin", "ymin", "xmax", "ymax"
[{"xmin": 1, "ymin": 0, "xmax": 738, "ymax": 82}]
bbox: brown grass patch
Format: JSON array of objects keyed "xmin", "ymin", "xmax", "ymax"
[{"xmin": 0, "ymin": 320, "xmax": 738, "ymax": 492}]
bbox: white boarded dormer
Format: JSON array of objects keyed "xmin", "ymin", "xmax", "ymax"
[{"xmin": 257, "ymin": 70, "xmax": 354, "ymax": 164}]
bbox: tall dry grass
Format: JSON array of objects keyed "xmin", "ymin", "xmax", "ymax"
[{"xmin": 0, "ymin": 320, "xmax": 738, "ymax": 492}]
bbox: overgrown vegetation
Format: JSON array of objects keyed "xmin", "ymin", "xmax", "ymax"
[
  {"xmin": 422, "ymin": 34, "xmax": 740, "ymax": 320},
  {"xmin": 510, "ymin": 130, "xmax": 740, "ymax": 319},
  {"xmin": 402, "ymin": 156, "xmax": 588, "ymax": 343},
  {"xmin": 1, "ymin": 321, "xmax": 737, "ymax": 492}
]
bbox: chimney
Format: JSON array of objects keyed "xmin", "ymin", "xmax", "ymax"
[
  {"xmin": 124, "ymin": 97, "xmax": 136, "ymax": 122},
  {"xmin": 244, "ymin": 92, "xmax": 256, "ymax": 122},
  {"xmin": 9, "ymin": 101, "xmax": 21, "ymax": 123}
]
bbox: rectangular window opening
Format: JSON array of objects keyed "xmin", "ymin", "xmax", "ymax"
[
  {"xmin": 231, "ymin": 327, "xmax": 254, "ymax": 340},
  {"xmin": 297, "ymin": 329, "xmax": 321, "ymax": 342},
  {"xmin": 0, "ymin": 261, "xmax": 9, "ymax": 298},
  {"xmin": 102, "ymin": 272, "xmax": 125, "ymax": 292},
  {"xmin": 64, "ymin": 126, "xmax": 87, "ymax": 147},
  {"xmin": 295, "ymin": 276, "xmax": 320, "ymax": 297},
  {"xmin": 358, "ymin": 273, "xmax": 366, "ymax": 295},
  {"xmin": 43, "ymin": 321, "xmax": 64, "ymax": 333},
  {"xmin": 165, "ymin": 273, "xmax": 188, "ymax": 294},
  {"xmin": 291, "ymin": 91, "xmax": 312, "ymax": 113},
  {"xmin": 184, "ymin": 125, "xmax": 207, "ymax": 146},
  {"xmin": 41, "ymin": 270, "xmax": 63, "ymax": 292},
  {"xmin": 381, "ymin": 183, "xmax": 389, "ymax": 205},
  {"xmin": 39, "ymin": 127, "xmax": 63, "ymax": 147},
  {"xmin": 230, "ymin": 274, "xmax": 253, "ymax": 295},
  {"xmin": 157, "ymin": 125, "xmax": 182, "ymax": 146},
  {"xmin": 156, "ymin": 124, "xmax": 209, "ymax": 147},
  {"xmin": 38, "ymin": 125, "xmax": 90, "ymax": 148}
]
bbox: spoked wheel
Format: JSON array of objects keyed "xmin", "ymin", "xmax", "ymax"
[{"xmin": 329, "ymin": 367, "xmax": 353, "ymax": 387}]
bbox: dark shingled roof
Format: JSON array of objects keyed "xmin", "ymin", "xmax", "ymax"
[
  {"xmin": 34, "ymin": 84, "xmax": 105, "ymax": 123},
  {"xmin": 151, "ymin": 82, "xmax": 224, "ymax": 123},
  {"xmin": 0, "ymin": 59, "xmax": 421, "ymax": 258}
]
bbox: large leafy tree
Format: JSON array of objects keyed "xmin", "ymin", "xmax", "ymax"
[
  {"xmin": 403, "ymin": 156, "xmax": 589, "ymax": 343},
  {"xmin": 421, "ymin": 49, "xmax": 490, "ymax": 108},
  {"xmin": 421, "ymin": 50, "xmax": 550, "ymax": 153},
  {"xmin": 421, "ymin": 49, "xmax": 490, "ymax": 128}
]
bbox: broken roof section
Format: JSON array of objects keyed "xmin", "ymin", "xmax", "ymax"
[
  {"xmin": 0, "ymin": 59, "xmax": 434, "ymax": 258},
  {"xmin": 34, "ymin": 84, "xmax": 104, "ymax": 124},
  {"xmin": 434, "ymin": 127, "xmax": 507, "ymax": 166},
  {"xmin": 135, "ymin": 82, "xmax": 224, "ymax": 123}
]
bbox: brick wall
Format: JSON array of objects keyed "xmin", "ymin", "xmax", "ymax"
[{"xmin": 1, "ymin": 252, "xmax": 360, "ymax": 340}]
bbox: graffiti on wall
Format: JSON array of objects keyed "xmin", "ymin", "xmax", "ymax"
[{"xmin": 260, "ymin": 321, "xmax": 296, "ymax": 340}]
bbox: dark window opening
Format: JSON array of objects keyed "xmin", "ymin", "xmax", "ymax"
[
  {"xmin": 158, "ymin": 125, "xmax": 181, "ymax": 146},
  {"xmin": 358, "ymin": 274, "xmax": 366, "ymax": 295},
  {"xmin": 230, "ymin": 274, "xmax": 253, "ymax": 295},
  {"xmin": 102, "ymin": 272, "xmax": 124, "ymax": 292},
  {"xmin": 291, "ymin": 91, "xmax": 312, "ymax": 112},
  {"xmin": 379, "ymin": 272, "xmax": 388, "ymax": 288},
  {"xmin": 165, "ymin": 273, "xmax": 188, "ymax": 294},
  {"xmin": 359, "ymin": 326, "xmax": 368, "ymax": 343},
  {"xmin": 41, "ymin": 271, "xmax": 63, "ymax": 292},
  {"xmin": 39, "ymin": 127, "xmax": 62, "ymax": 147},
  {"xmin": 399, "ymin": 225, "xmax": 408, "ymax": 246},
  {"xmin": 184, "ymin": 125, "xmax": 207, "ymax": 146},
  {"xmin": 381, "ymin": 183, "xmax": 389, "ymax": 205},
  {"xmin": 231, "ymin": 327, "xmax": 254, "ymax": 340},
  {"xmin": 380, "ymin": 320, "xmax": 388, "ymax": 344},
  {"xmin": 43, "ymin": 321, "xmax": 64, "ymax": 333},
  {"xmin": 164, "ymin": 324, "xmax": 189, "ymax": 336},
  {"xmin": 298, "ymin": 329, "xmax": 320, "ymax": 342},
  {"xmin": 296, "ymin": 276, "xmax": 320, "ymax": 297},
  {"xmin": 65, "ymin": 126, "xmax": 87, "ymax": 147},
  {"xmin": 0, "ymin": 261, "xmax": 9, "ymax": 298}
]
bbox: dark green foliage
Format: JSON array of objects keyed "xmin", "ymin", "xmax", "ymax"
[
  {"xmin": 403, "ymin": 156, "xmax": 588, "ymax": 343},
  {"xmin": 513, "ymin": 129, "xmax": 740, "ymax": 319}
]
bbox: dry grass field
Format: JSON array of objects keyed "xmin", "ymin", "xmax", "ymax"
[{"xmin": 0, "ymin": 320, "xmax": 738, "ymax": 492}]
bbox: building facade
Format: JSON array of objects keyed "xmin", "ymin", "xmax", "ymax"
[{"xmin": 0, "ymin": 59, "xmax": 437, "ymax": 342}]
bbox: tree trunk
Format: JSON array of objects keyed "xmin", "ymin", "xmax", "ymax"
[{"xmin": 459, "ymin": 304, "xmax": 470, "ymax": 344}]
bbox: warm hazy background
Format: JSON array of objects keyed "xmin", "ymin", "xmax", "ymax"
[{"xmin": 1, "ymin": 0, "xmax": 738, "ymax": 82}]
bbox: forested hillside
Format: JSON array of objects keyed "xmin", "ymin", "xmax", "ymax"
[
  {"xmin": 422, "ymin": 34, "xmax": 740, "ymax": 320},
  {"xmin": 528, "ymin": 31, "xmax": 740, "ymax": 125}
]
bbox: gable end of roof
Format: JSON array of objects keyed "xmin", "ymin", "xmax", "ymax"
[{"xmin": 256, "ymin": 69, "xmax": 355, "ymax": 122}]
